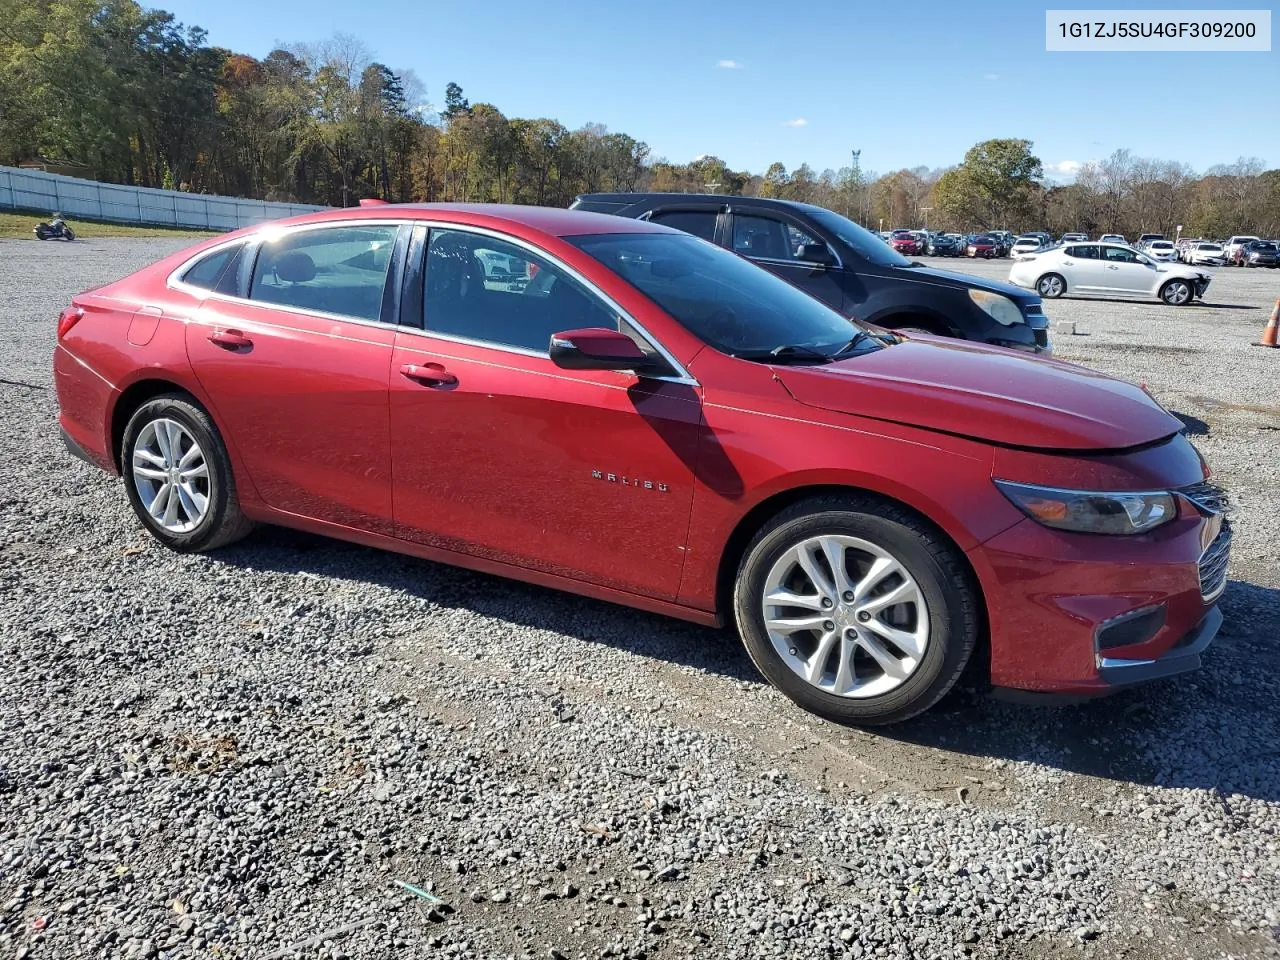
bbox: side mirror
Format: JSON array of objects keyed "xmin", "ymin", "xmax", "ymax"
[
  {"xmin": 797, "ymin": 243, "xmax": 835, "ymax": 266},
  {"xmin": 549, "ymin": 327, "xmax": 653, "ymax": 372}
]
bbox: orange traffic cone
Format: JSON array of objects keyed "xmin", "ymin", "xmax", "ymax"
[{"xmin": 1256, "ymin": 299, "xmax": 1280, "ymax": 348}]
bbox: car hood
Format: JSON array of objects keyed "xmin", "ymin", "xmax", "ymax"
[
  {"xmin": 775, "ymin": 338, "xmax": 1183, "ymax": 451},
  {"xmin": 895, "ymin": 264, "xmax": 1034, "ymax": 302}
]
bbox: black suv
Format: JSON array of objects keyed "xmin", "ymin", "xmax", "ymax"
[{"xmin": 571, "ymin": 193, "xmax": 1050, "ymax": 352}]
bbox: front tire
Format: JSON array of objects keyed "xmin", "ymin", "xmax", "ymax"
[
  {"xmin": 733, "ymin": 496, "xmax": 978, "ymax": 726},
  {"xmin": 63, "ymin": 227, "xmax": 76, "ymax": 241},
  {"xmin": 1037, "ymin": 273, "xmax": 1066, "ymax": 298},
  {"xmin": 1160, "ymin": 279, "xmax": 1193, "ymax": 306},
  {"xmin": 121, "ymin": 394, "xmax": 254, "ymax": 552}
]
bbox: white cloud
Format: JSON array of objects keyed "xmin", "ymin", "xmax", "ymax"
[
  {"xmin": 783, "ymin": 117, "xmax": 808, "ymax": 128},
  {"xmin": 716, "ymin": 59, "xmax": 743, "ymax": 69},
  {"xmin": 983, "ymin": 72, "xmax": 1000, "ymax": 81},
  {"xmin": 1051, "ymin": 159, "xmax": 1083, "ymax": 176}
]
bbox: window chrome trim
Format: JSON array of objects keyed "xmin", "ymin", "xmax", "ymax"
[
  {"xmin": 166, "ymin": 217, "xmax": 699, "ymax": 387},
  {"xmin": 165, "ymin": 218, "xmax": 417, "ymax": 299}
]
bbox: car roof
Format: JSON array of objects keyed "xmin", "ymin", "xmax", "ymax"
[
  {"xmin": 576, "ymin": 192, "xmax": 843, "ymax": 218},
  {"xmin": 257, "ymin": 202, "xmax": 674, "ymax": 239}
]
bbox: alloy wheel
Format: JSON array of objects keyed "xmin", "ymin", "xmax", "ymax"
[
  {"xmin": 1163, "ymin": 281, "xmax": 1191, "ymax": 305},
  {"xmin": 760, "ymin": 535, "xmax": 930, "ymax": 699},
  {"xmin": 1038, "ymin": 275, "xmax": 1064, "ymax": 297},
  {"xmin": 131, "ymin": 418, "xmax": 211, "ymax": 533}
]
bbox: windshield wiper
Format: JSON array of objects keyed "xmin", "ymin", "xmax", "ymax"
[
  {"xmin": 830, "ymin": 330, "xmax": 885, "ymax": 358},
  {"xmin": 734, "ymin": 343, "xmax": 832, "ymax": 364}
]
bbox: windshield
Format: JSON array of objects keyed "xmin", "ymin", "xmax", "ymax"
[
  {"xmin": 1254, "ymin": 242, "xmax": 1277, "ymax": 251},
  {"xmin": 807, "ymin": 208, "xmax": 913, "ymax": 266},
  {"xmin": 567, "ymin": 232, "xmax": 877, "ymax": 360}
]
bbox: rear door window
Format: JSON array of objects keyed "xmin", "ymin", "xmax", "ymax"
[
  {"xmin": 249, "ymin": 225, "xmax": 399, "ymax": 321},
  {"xmin": 649, "ymin": 209, "xmax": 718, "ymax": 243}
]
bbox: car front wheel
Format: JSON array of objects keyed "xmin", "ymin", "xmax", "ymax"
[
  {"xmin": 122, "ymin": 394, "xmax": 254, "ymax": 552},
  {"xmin": 1160, "ymin": 279, "xmax": 1193, "ymax": 306},
  {"xmin": 1037, "ymin": 273, "xmax": 1066, "ymax": 298},
  {"xmin": 733, "ymin": 496, "xmax": 978, "ymax": 726}
]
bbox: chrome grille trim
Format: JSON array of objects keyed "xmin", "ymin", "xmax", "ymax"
[
  {"xmin": 1180, "ymin": 480, "xmax": 1228, "ymax": 516},
  {"xmin": 1198, "ymin": 524, "xmax": 1232, "ymax": 603}
]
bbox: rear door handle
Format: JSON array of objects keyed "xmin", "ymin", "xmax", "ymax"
[
  {"xmin": 399, "ymin": 362, "xmax": 457, "ymax": 386},
  {"xmin": 208, "ymin": 329, "xmax": 253, "ymax": 349}
]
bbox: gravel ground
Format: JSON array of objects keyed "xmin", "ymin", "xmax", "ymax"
[{"xmin": 1, "ymin": 238, "xmax": 1278, "ymax": 960}]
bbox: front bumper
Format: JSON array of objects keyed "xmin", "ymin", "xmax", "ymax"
[
  {"xmin": 969, "ymin": 505, "xmax": 1228, "ymax": 696},
  {"xmin": 1194, "ymin": 277, "xmax": 1212, "ymax": 297},
  {"xmin": 1096, "ymin": 606, "xmax": 1221, "ymax": 688}
]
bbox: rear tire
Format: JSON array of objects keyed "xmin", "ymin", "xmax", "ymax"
[
  {"xmin": 733, "ymin": 495, "xmax": 979, "ymax": 726},
  {"xmin": 121, "ymin": 394, "xmax": 254, "ymax": 552}
]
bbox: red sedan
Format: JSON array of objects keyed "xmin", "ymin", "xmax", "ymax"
[
  {"xmin": 54, "ymin": 205, "xmax": 1230, "ymax": 725},
  {"xmin": 889, "ymin": 231, "xmax": 925, "ymax": 256},
  {"xmin": 966, "ymin": 235, "xmax": 999, "ymax": 258}
]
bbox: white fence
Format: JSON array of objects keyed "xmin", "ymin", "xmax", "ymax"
[{"xmin": 0, "ymin": 166, "xmax": 325, "ymax": 231}]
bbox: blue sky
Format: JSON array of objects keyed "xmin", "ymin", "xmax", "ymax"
[{"xmin": 162, "ymin": 0, "xmax": 1278, "ymax": 179}]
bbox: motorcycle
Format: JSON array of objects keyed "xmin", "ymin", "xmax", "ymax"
[{"xmin": 34, "ymin": 214, "xmax": 76, "ymax": 241}]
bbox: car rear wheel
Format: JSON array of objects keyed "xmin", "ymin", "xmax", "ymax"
[
  {"xmin": 1037, "ymin": 273, "xmax": 1066, "ymax": 298},
  {"xmin": 733, "ymin": 495, "xmax": 978, "ymax": 726},
  {"xmin": 1160, "ymin": 279, "xmax": 1193, "ymax": 306},
  {"xmin": 122, "ymin": 394, "xmax": 254, "ymax": 552}
]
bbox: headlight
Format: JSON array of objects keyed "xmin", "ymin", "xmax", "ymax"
[
  {"xmin": 968, "ymin": 289, "xmax": 1024, "ymax": 326},
  {"xmin": 994, "ymin": 480, "xmax": 1176, "ymax": 535}
]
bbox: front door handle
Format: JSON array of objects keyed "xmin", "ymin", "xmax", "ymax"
[
  {"xmin": 399, "ymin": 362, "xmax": 457, "ymax": 386},
  {"xmin": 208, "ymin": 329, "xmax": 253, "ymax": 349},
  {"xmin": 1108, "ymin": 265, "xmax": 1119, "ymax": 270}
]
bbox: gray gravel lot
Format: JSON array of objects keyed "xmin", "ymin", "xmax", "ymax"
[{"xmin": 1, "ymin": 238, "xmax": 1278, "ymax": 960}]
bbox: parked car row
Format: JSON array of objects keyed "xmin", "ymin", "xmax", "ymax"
[{"xmin": 53, "ymin": 197, "xmax": 1231, "ymax": 726}]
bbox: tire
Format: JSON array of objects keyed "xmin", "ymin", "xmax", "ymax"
[
  {"xmin": 34, "ymin": 226, "xmax": 51, "ymax": 240},
  {"xmin": 1160, "ymin": 279, "xmax": 1193, "ymax": 306},
  {"xmin": 733, "ymin": 495, "xmax": 979, "ymax": 726},
  {"xmin": 1037, "ymin": 273, "xmax": 1066, "ymax": 298},
  {"xmin": 63, "ymin": 227, "xmax": 75, "ymax": 241},
  {"xmin": 121, "ymin": 394, "xmax": 254, "ymax": 552}
]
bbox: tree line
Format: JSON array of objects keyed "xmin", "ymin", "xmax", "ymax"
[{"xmin": 2, "ymin": 1, "xmax": 1277, "ymax": 239}]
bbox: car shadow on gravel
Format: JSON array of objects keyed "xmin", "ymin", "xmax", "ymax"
[
  {"xmin": 215, "ymin": 528, "xmax": 1280, "ymax": 802},
  {"xmin": 881, "ymin": 580, "xmax": 1280, "ymax": 803},
  {"xmin": 1056, "ymin": 296, "xmax": 1256, "ymax": 310},
  {"xmin": 216, "ymin": 525, "xmax": 761, "ymax": 678}
]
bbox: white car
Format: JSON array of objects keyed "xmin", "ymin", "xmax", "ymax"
[
  {"xmin": 1010, "ymin": 236, "xmax": 1043, "ymax": 259},
  {"xmin": 1099, "ymin": 234, "xmax": 1126, "ymax": 244},
  {"xmin": 1145, "ymin": 240, "xmax": 1178, "ymax": 262},
  {"xmin": 1188, "ymin": 242, "xmax": 1227, "ymax": 266},
  {"xmin": 1008, "ymin": 242, "xmax": 1211, "ymax": 306}
]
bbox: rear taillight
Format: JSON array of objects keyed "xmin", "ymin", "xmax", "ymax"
[{"xmin": 57, "ymin": 306, "xmax": 83, "ymax": 339}]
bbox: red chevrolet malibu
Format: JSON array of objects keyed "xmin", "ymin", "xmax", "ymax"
[{"xmin": 53, "ymin": 205, "xmax": 1230, "ymax": 725}]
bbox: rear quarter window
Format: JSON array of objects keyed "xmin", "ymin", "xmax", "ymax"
[{"xmin": 181, "ymin": 244, "xmax": 244, "ymax": 291}]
